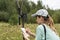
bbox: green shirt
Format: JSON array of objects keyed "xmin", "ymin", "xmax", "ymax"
[{"xmin": 35, "ymin": 24, "xmax": 60, "ymax": 40}]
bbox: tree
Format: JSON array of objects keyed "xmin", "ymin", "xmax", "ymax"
[
  {"xmin": 37, "ymin": 0, "xmax": 43, "ymax": 10},
  {"xmin": 27, "ymin": 1, "xmax": 43, "ymax": 23},
  {"xmin": 52, "ymin": 10, "xmax": 60, "ymax": 23}
]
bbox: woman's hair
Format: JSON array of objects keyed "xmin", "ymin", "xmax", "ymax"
[{"xmin": 43, "ymin": 15, "xmax": 59, "ymax": 35}]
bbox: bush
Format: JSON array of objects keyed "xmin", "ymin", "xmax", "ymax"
[
  {"xmin": 0, "ymin": 11, "xmax": 9, "ymax": 22},
  {"xmin": 9, "ymin": 14, "xmax": 18, "ymax": 25},
  {"xmin": 52, "ymin": 11, "xmax": 60, "ymax": 23}
]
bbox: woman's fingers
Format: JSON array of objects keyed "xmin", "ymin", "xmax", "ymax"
[
  {"xmin": 21, "ymin": 28, "xmax": 30, "ymax": 40},
  {"xmin": 26, "ymin": 28, "xmax": 31, "ymax": 34}
]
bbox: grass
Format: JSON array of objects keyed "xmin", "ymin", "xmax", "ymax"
[{"xmin": 0, "ymin": 22, "xmax": 60, "ymax": 40}]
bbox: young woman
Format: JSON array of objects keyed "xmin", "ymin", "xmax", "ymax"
[{"xmin": 22, "ymin": 9, "xmax": 60, "ymax": 40}]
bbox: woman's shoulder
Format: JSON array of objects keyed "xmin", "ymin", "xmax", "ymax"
[
  {"xmin": 37, "ymin": 24, "xmax": 44, "ymax": 30},
  {"xmin": 36, "ymin": 24, "xmax": 48, "ymax": 32}
]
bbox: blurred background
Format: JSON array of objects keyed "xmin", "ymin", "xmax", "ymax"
[
  {"xmin": 0, "ymin": 0, "xmax": 60, "ymax": 40},
  {"xmin": 0, "ymin": 0, "xmax": 60, "ymax": 25}
]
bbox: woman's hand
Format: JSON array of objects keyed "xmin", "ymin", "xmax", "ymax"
[
  {"xmin": 26, "ymin": 28, "xmax": 35, "ymax": 38},
  {"xmin": 26, "ymin": 28, "xmax": 32, "ymax": 35},
  {"xmin": 21, "ymin": 28, "xmax": 30, "ymax": 40}
]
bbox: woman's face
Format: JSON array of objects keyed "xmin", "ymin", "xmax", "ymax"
[{"xmin": 36, "ymin": 16, "xmax": 44, "ymax": 24}]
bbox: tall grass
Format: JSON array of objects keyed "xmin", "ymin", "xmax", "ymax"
[{"xmin": 0, "ymin": 22, "xmax": 60, "ymax": 40}]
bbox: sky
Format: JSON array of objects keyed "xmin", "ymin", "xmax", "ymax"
[{"xmin": 29, "ymin": 0, "xmax": 60, "ymax": 10}]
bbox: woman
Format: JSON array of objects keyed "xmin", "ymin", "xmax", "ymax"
[{"xmin": 22, "ymin": 9, "xmax": 60, "ymax": 40}]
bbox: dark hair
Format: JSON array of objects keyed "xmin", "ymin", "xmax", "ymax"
[
  {"xmin": 42, "ymin": 15, "xmax": 49, "ymax": 21},
  {"xmin": 37, "ymin": 15, "xmax": 49, "ymax": 21}
]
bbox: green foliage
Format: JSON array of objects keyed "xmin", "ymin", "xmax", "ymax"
[
  {"xmin": 0, "ymin": 0, "xmax": 7, "ymax": 11},
  {"xmin": 27, "ymin": 0, "xmax": 43, "ymax": 23},
  {"xmin": 0, "ymin": 11, "xmax": 9, "ymax": 22},
  {"xmin": 27, "ymin": 8, "xmax": 37, "ymax": 23},
  {"xmin": 37, "ymin": 0, "xmax": 43, "ymax": 10},
  {"xmin": 0, "ymin": 0, "xmax": 60, "ymax": 24},
  {"xmin": 52, "ymin": 10, "xmax": 60, "ymax": 23},
  {"xmin": 47, "ymin": 8, "xmax": 54, "ymax": 16},
  {"xmin": 9, "ymin": 14, "xmax": 18, "ymax": 25},
  {"xmin": 0, "ymin": 0, "xmax": 18, "ymax": 24}
]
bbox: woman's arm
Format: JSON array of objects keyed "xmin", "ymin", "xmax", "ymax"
[
  {"xmin": 28, "ymin": 31, "xmax": 35, "ymax": 38},
  {"xmin": 26, "ymin": 28, "xmax": 35, "ymax": 38}
]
